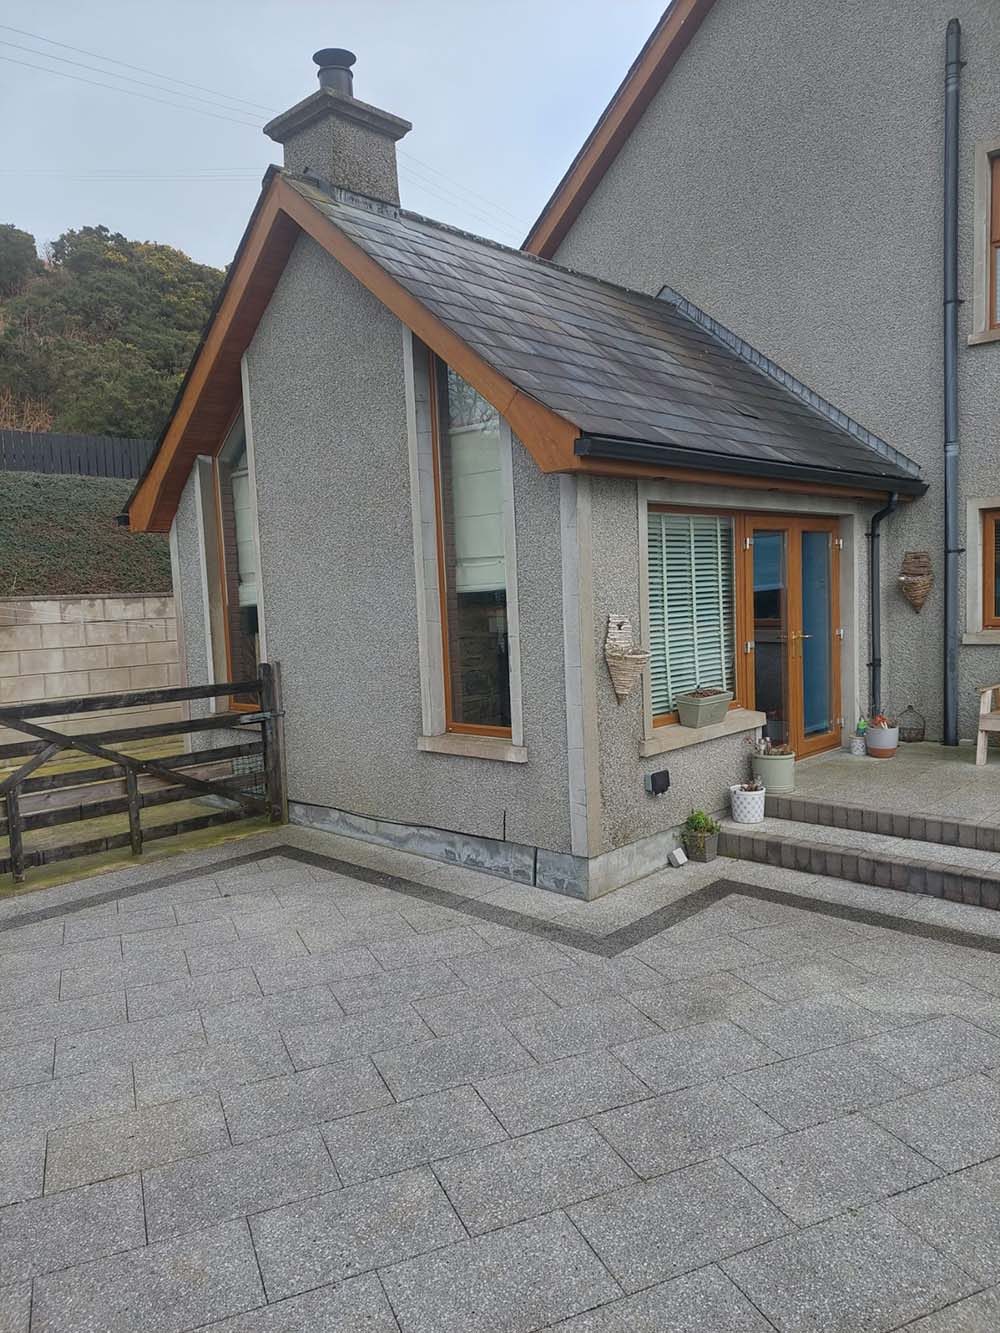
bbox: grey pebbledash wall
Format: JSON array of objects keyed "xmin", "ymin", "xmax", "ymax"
[
  {"xmin": 241, "ymin": 234, "xmax": 573, "ymax": 857},
  {"xmin": 552, "ymin": 0, "xmax": 1000, "ymax": 744}
]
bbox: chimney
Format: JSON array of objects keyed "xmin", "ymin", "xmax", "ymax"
[{"xmin": 264, "ymin": 48, "xmax": 411, "ymax": 204}]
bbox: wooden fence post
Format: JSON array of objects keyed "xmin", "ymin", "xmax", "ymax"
[
  {"xmin": 5, "ymin": 789, "xmax": 24, "ymax": 884},
  {"xmin": 258, "ymin": 661, "xmax": 287, "ymax": 824},
  {"xmin": 125, "ymin": 770, "xmax": 143, "ymax": 857}
]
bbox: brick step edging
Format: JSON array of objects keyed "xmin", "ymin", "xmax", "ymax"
[
  {"xmin": 765, "ymin": 793, "xmax": 1000, "ymax": 855},
  {"xmin": 719, "ymin": 828, "xmax": 1000, "ymax": 911}
]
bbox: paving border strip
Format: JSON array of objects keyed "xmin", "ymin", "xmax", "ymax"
[{"xmin": 4, "ymin": 843, "xmax": 1000, "ymax": 961}]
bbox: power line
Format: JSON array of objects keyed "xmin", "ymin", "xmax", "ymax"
[
  {"xmin": 0, "ymin": 54, "xmax": 263, "ymax": 129},
  {"xmin": 0, "ymin": 21, "xmax": 274, "ymax": 114}
]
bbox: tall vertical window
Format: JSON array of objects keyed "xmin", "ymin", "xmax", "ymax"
[
  {"xmin": 991, "ymin": 155, "xmax": 1000, "ymax": 329},
  {"xmin": 214, "ymin": 418, "xmax": 259, "ymax": 706},
  {"xmin": 647, "ymin": 510, "xmax": 736, "ymax": 721},
  {"xmin": 431, "ymin": 358, "xmax": 511, "ymax": 734},
  {"xmin": 983, "ymin": 509, "xmax": 1000, "ymax": 628}
]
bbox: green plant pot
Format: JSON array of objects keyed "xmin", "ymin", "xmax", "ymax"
[
  {"xmin": 682, "ymin": 831, "xmax": 719, "ymax": 862},
  {"xmin": 675, "ymin": 691, "xmax": 733, "ymax": 729},
  {"xmin": 751, "ymin": 751, "xmax": 795, "ymax": 794}
]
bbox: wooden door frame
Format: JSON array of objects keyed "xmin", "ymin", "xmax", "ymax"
[{"xmin": 749, "ymin": 514, "xmax": 841, "ymax": 759}]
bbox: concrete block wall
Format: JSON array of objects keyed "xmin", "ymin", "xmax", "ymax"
[{"xmin": 0, "ymin": 596, "xmax": 182, "ymax": 746}]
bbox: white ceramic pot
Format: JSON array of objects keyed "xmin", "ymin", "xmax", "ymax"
[
  {"xmin": 730, "ymin": 784, "xmax": 766, "ymax": 824},
  {"xmin": 866, "ymin": 725, "xmax": 899, "ymax": 759}
]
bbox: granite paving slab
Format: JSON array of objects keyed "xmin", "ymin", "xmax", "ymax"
[
  {"xmin": 195, "ymin": 1275, "xmax": 399, "ymax": 1331},
  {"xmin": 728, "ymin": 1112, "xmax": 941, "ymax": 1224},
  {"xmin": 901, "ymin": 1288, "xmax": 1000, "ymax": 1331},
  {"xmin": 735, "ymin": 953, "xmax": 879, "ymax": 1002},
  {"xmin": 857, "ymin": 1016, "xmax": 1000, "ymax": 1089},
  {"xmin": 222, "ymin": 1057, "xmax": 392, "ymax": 1142},
  {"xmin": 45, "ymin": 1093, "xmax": 230, "ymax": 1192},
  {"xmin": 888, "ymin": 1159, "xmax": 1000, "ymax": 1284},
  {"xmin": 412, "ymin": 977, "xmax": 556, "ymax": 1035},
  {"xmin": 868, "ymin": 1074, "xmax": 1000, "ymax": 1171},
  {"xmin": 282, "ymin": 1007, "xmax": 431, "ymax": 1071},
  {"xmin": 0, "ymin": 1174, "xmax": 144, "ymax": 1284},
  {"xmin": 0, "ymin": 991, "xmax": 124, "ymax": 1048},
  {"xmin": 568, "ymin": 1158, "xmax": 791, "ymax": 1294},
  {"xmin": 0, "ymin": 1284, "xmax": 29, "ymax": 1333},
  {"xmin": 734, "ymin": 993, "xmax": 900, "ymax": 1056},
  {"xmin": 381, "ymin": 1210, "xmax": 621, "ymax": 1333},
  {"xmin": 727, "ymin": 1043, "xmax": 916, "ymax": 1130},
  {"xmin": 30, "ymin": 1217, "xmax": 265, "ymax": 1333},
  {"xmin": 543, "ymin": 1264, "xmax": 776, "ymax": 1331},
  {"xmin": 54, "ymin": 1009, "xmax": 205, "ymax": 1077},
  {"xmin": 433, "ymin": 1120, "xmax": 636, "ymax": 1233},
  {"xmin": 0, "ymin": 1128, "xmax": 46, "ymax": 1205},
  {"xmin": 627, "ymin": 973, "xmax": 775, "ymax": 1031},
  {"xmin": 322, "ymin": 1085, "xmax": 508, "ymax": 1185},
  {"xmin": 476, "ymin": 1052, "xmax": 650, "ymax": 1135},
  {"xmin": 0, "ymin": 1038, "xmax": 53, "ymax": 1093},
  {"xmin": 249, "ymin": 1167, "xmax": 465, "ymax": 1301},
  {"xmin": 372, "ymin": 1024, "xmax": 535, "ymax": 1098},
  {"xmin": 251, "ymin": 947, "xmax": 384, "ymax": 995},
  {"xmin": 58, "ymin": 952, "xmax": 188, "ymax": 1000},
  {"xmin": 125, "ymin": 968, "xmax": 262, "ymax": 1022},
  {"xmin": 331, "ymin": 961, "xmax": 465, "ymax": 1012},
  {"xmin": 367, "ymin": 925, "xmax": 491, "ymax": 968},
  {"xmin": 199, "ymin": 986, "xmax": 346, "ymax": 1043},
  {"xmin": 184, "ymin": 932, "xmax": 308, "ymax": 977},
  {"xmin": 591, "ymin": 1080, "xmax": 783, "ymax": 1178},
  {"xmin": 134, "ymin": 1032, "xmax": 291, "ymax": 1106},
  {"xmin": 723, "ymin": 1205, "xmax": 978, "ymax": 1333},
  {"xmin": 614, "ymin": 1019, "xmax": 778, "ymax": 1093},
  {"xmin": 0, "ymin": 969, "xmax": 59, "ymax": 1010},
  {"xmin": 506, "ymin": 998, "xmax": 661, "ymax": 1063},
  {"xmin": 143, "ymin": 1127, "xmax": 340, "ymax": 1241},
  {"xmin": 0, "ymin": 1065, "xmax": 134, "ymax": 1131}
]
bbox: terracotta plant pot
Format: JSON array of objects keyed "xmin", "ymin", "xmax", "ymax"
[
  {"xmin": 730, "ymin": 784, "xmax": 766, "ymax": 823},
  {"xmin": 751, "ymin": 751, "xmax": 795, "ymax": 794},
  {"xmin": 866, "ymin": 725, "xmax": 899, "ymax": 758},
  {"xmin": 675, "ymin": 690, "xmax": 733, "ymax": 728},
  {"xmin": 682, "ymin": 831, "xmax": 719, "ymax": 862}
]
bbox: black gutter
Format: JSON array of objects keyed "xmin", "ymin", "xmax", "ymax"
[
  {"xmin": 575, "ymin": 434, "xmax": 928, "ymax": 497},
  {"xmin": 868, "ymin": 492, "xmax": 899, "ymax": 716},
  {"xmin": 943, "ymin": 18, "xmax": 962, "ymax": 745}
]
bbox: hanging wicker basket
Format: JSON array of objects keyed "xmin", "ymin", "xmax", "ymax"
[
  {"xmin": 898, "ymin": 551, "xmax": 933, "ymax": 613},
  {"xmin": 604, "ymin": 616, "xmax": 649, "ymax": 703}
]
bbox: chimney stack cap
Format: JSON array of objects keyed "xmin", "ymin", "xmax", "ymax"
[{"xmin": 313, "ymin": 48, "xmax": 356, "ymax": 95}]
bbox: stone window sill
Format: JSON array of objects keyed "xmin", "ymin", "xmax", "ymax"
[
  {"xmin": 967, "ymin": 328, "xmax": 1000, "ymax": 347},
  {"xmin": 963, "ymin": 630, "xmax": 1000, "ymax": 645},
  {"xmin": 418, "ymin": 733, "xmax": 528, "ymax": 763},
  {"xmin": 639, "ymin": 708, "xmax": 765, "ymax": 757}
]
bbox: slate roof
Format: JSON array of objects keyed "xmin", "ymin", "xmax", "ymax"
[{"xmin": 288, "ymin": 175, "xmax": 924, "ymax": 494}]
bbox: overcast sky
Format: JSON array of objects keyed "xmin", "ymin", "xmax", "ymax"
[{"xmin": 0, "ymin": 0, "xmax": 665, "ymax": 269}]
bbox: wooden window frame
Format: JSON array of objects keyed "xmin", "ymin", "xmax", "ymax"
[
  {"xmin": 428, "ymin": 356, "xmax": 514, "ymax": 739},
  {"xmin": 648, "ymin": 506, "xmax": 753, "ymax": 728},
  {"xmin": 983, "ymin": 509, "xmax": 1000, "ymax": 629},
  {"xmin": 212, "ymin": 427, "xmax": 260, "ymax": 714}
]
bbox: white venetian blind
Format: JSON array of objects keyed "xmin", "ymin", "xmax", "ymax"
[{"xmin": 647, "ymin": 512, "xmax": 736, "ymax": 716}]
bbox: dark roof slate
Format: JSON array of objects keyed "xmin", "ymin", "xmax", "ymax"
[{"xmin": 288, "ymin": 176, "xmax": 923, "ymax": 493}]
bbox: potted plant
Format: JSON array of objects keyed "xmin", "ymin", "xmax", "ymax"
[
  {"xmin": 681, "ymin": 810, "xmax": 721, "ymax": 862},
  {"xmin": 866, "ymin": 712, "xmax": 899, "ymax": 759},
  {"xmin": 730, "ymin": 776, "xmax": 766, "ymax": 823},
  {"xmin": 748, "ymin": 735, "xmax": 795, "ymax": 793},
  {"xmin": 675, "ymin": 685, "xmax": 734, "ymax": 728}
]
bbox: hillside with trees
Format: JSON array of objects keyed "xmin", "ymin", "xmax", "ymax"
[{"xmin": 0, "ymin": 222, "xmax": 223, "ymax": 439}]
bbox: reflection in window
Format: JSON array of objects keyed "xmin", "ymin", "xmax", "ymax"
[
  {"xmin": 434, "ymin": 361, "xmax": 511, "ymax": 732},
  {"xmin": 216, "ymin": 422, "xmax": 259, "ymax": 704}
]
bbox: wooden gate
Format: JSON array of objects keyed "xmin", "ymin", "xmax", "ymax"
[{"xmin": 0, "ymin": 663, "xmax": 286, "ymax": 884}]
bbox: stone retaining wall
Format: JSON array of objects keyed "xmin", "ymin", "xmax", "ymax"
[{"xmin": 0, "ymin": 596, "xmax": 182, "ymax": 746}]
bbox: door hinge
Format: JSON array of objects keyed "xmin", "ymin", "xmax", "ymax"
[
  {"xmin": 835, "ymin": 627, "xmax": 845, "ymax": 640},
  {"xmin": 834, "ymin": 538, "xmax": 844, "ymax": 550},
  {"xmin": 835, "ymin": 716, "xmax": 845, "ymax": 727},
  {"xmin": 743, "ymin": 641, "xmax": 754, "ymax": 654},
  {"xmin": 743, "ymin": 536, "xmax": 753, "ymax": 550}
]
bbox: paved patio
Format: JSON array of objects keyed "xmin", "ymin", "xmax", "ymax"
[{"xmin": 3, "ymin": 827, "xmax": 1000, "ymax": 1332}]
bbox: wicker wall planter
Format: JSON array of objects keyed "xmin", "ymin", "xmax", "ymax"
[
  {"xmin": 604, "ymin": 616, "xmax": 649, "ymax": 703},
  {"xmin": 898, "ymin": 551, "xmax": 933, "ymax": 612}
]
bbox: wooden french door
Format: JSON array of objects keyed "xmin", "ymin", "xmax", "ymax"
[{"xmin": 748, "ymin": 516, "xmax": 841, "ymax": 758}]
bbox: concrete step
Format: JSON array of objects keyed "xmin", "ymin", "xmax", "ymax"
[
  {"xmin": 764, "ymin": 791, "xmax": 1000, "ymax": 855},
  {"xmin": 719, "ymin": 815, "xmax": 1000, "ymax": 912}
]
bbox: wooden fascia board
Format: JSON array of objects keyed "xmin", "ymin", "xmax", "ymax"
[
  {"xmin": 128, "ymin": 185, "xmax": 297, "ymax": 532},
  {"xmin": 567, "ymin": 455, "xmax": 906, "ymax": 503},
  {"xmin": 522, "ymin": 0, "xmax": 716, "ymax": 258},
  {"xmin": 129, "ymin": 176, "xmax": 580, "ymax": 531},
  {"xmin": 274, "ymin": 179, "xmax": 580, "ymax": 472}
]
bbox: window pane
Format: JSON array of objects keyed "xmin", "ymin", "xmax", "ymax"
[
  {"xmin": 437, "ymin": 364, "xmax": 511, "ymax": 728},
  {"xmin": 648, "ymin": 512, "xmax": 735, "ymax": 716},
  {"xmin": 217, "ymin": 439, "xmax": 259, "ymax": 703}
]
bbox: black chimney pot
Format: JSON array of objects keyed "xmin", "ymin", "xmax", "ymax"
[{"xmin": 313, "ymin": 48, "xmax": 356, "ymax": 96}]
